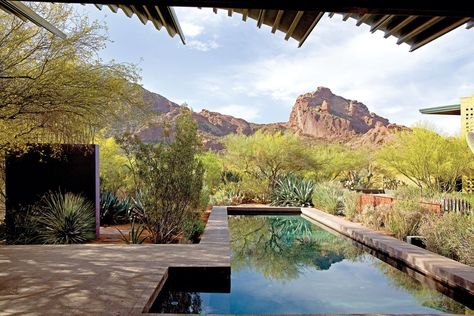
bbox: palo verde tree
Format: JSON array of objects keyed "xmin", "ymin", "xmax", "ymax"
[
  {"xmin": 377, "ymin": 127, "xmax": 474, "ymax": 192},
  {"xmin": 223, "ymin": 131, "xmax": 319, "ymax": 191},
  {"xmin": 0, "ymin": 3, "xmax": 143, "ymax": 150}
]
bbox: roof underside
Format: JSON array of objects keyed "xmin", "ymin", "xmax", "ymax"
[
  {"xmin": 2, "ymin": 1, "xmax": 473, "ymax": 51},
  {"xmin": 419, "ymin": 104, "xmax": 461, "ymax": 115},
  {"xmin": 211, "ymin": 9, "xmax": 473, "ymax": 50}
]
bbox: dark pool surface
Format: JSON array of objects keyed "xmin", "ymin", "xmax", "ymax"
[{"xmin": 150, "ymin": 215, "xmax": 471, "ymax": 314}]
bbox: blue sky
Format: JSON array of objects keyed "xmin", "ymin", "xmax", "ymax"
[{"xmin": 77, "ymin": 5, "xmax": 474, "ymax": 135}]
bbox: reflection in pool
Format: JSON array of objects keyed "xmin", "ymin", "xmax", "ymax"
[{"xmin": 150, "ymin": 215, "xmax": 471, "ymax": 314}]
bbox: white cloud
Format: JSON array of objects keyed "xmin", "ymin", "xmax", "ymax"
[
  {"xmin": 187, "ymin": 39, "xmax": 220, "ymax": 51},
  {"xmin": 180, "ymin": 22, "xmax": 204, "ymax": 37}
]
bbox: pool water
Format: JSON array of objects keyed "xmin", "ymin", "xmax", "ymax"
[{"xmin": 150, "ymin": 215, "xmax": 471, "ymax": 314}]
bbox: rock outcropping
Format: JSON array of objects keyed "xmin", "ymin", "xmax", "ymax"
[
  {"xmin": 132, "ymin": 86, "xmax": 406, "ymax": 149},
  {"xmin": 288, "ymin": 87, "xmax": 392, "ymax": 140}
]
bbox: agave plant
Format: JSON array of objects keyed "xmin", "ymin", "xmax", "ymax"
[
  {"xmin": 100, "ymin": 191, "xmax": 132, "ymax": 226},
  {"xmin": 271, "ymin": 174, "xmax": 314, "ymax": 207},
  {"xmin": 33, "ymin": 192, "xmax": 95, "ymax": 244}
]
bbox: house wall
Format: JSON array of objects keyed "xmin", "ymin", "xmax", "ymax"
[{"xmin": 461, "ymin": 94, "xmax": 474, "ymax": 192}]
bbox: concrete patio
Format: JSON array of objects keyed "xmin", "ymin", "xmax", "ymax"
[{"xmin": 0, "ymin": 207, "xmax": 230, "ymax": 315}]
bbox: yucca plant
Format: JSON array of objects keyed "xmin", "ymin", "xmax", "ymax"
[
  {"xmin": 271, "ymin": 174, "xmax": 314, "ymax": 207},
  {"xmin": 33, "ymin": 192, "xmax": 95, "ymax": 244},
  {"xmin": 117, "ymin": 218, "xmax": 147, "ymax": 244},
  {"xmin": 100, "ymin": 191, "xmax": 132, "ymax": 226}
]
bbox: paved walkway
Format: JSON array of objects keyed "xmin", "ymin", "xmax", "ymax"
[{"xmin": 0, "ymin": 207, "xmax": 229, "ymax": 315}]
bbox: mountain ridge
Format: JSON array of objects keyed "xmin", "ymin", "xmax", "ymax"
[{"xmin": 133, "ymin": 86, "xmax": 407, "ymax": 149}]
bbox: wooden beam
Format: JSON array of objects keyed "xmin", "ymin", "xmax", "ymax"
[
  {"xmin": 130, "ymin": 5, "xmax": 148, "ymax": 24},
  {"xmin": 383, "ymin": 15, "xmax": 417, "ymax": 38},
  {"xmin": 285, "ymin": 10, "xmax": 304, "ymax": 40},
  {"xmin": 257, "ymin": 9, "xmax": 265, "ymax": 28},
  {"xmin": 328, "ymin": 12, "xmax": 334, "ymax": 18},
  {"xmin": 396, "ymin": 16, "xmax": 444, "ymax": 44},
  {"xmin": 242, "ymin": 8, "xmax": 248, "ymax": 21},
  {"xmin": 409, "ymin": 17, "xmax": 469, "ymax": 51},
  {"xmin": 271, "ymin": 10, "xmax": 284, "ymax": 33},
  {"xmin": 298, "ymin": 12, "xmax": 324, "ymax": 47},
  {"xmin": 342, "ymin": 13, "xmax": 351, "ymax": 21},
  {"xmin": 355, "ymin": 13, "xmax": 370, "ymax": 26},
  {"xmin": 118, "ymin": 4, "xmax": 134, "ymax": 17},
  {"xmin": 212, "ymin": 7, "xmax": 217, "ymax": 13},
  {"xmin": 32, "ymin": 1, "xmax": 474, "ymax": 17},
  {"xmin": 370, "ymin": 15, "xmax": 393, "ymax": 32},
  {"xmin": 227, "ymin": 8, "xmax": 232, "ymax": 16},
  {"xmin": 107, "ymin": 4, "xmax": 118, "ymax": 13}
]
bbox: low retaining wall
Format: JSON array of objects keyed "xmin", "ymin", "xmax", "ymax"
[{"xmin": 359, "ymin": 194, "xmax": 443, "ymax": 213}]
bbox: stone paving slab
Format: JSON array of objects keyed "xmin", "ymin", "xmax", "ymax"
[
  {"xmin": 301, "ymin": 207, "xmax": 474, "ymax": 297},
  {"xmin": 0, "ymin": 207, "xmax": 230, "ymax": 315}
]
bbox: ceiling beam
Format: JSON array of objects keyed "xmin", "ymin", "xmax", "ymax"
[
  {"xmin": 370, "ymin": 15, "xmax": 392, "ymax": 32},
  {"xmin": 30, "ymin": 1, "xmax": 474, "ymax": 17},
  {"xmin": 284, "ymin": 10, "xmax": 304, "ymax": 40},
  {"xmin": 257, "ymin": 9, "xmax": 265, "ymax": 28},
  {"xmin": 298, "ymin": 12, "xmax": 324, "ymax": 47},
  {"xmin": 355, "ymin": 13, "xmax": 370, "ymax": 26},
  {"xmin": 271, "ymin": 10, "xmax": 284, "ymax": 33},
  {"xmin": 409, "ymin": 17, "xmax": 469, "ymax": 51},
  {"xmin": 383, "ymin": 15, "xmax": 417, "ymax": 38},
  {"xmin": 241, "ymin": 8, "xmax": 248, "ymax": 21},
  {"xmin": 396, "ymin": 16, "xmax": 444, "ymax": 44},
  {"xmin": 0, "ymin": 0, "xmax": 66, "ymax": 38}
]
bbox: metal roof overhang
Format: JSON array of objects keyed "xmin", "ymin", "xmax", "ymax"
[
  {"xmin": 419, "ymin": 104, "xmax": 461, "ymax": 115},
  {"xmin": 4, "ymin": 1, "xmax": 474, "ymax": 51}
]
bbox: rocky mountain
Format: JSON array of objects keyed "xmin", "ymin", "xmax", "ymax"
[{"xmin": 133, "ymin": 86, "xmax": 406, "ymax": 149}]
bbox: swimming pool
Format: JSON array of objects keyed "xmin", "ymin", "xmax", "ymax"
[{"xmin": 150, "ymin": 215, "xmax": 471, "ymax": 314}]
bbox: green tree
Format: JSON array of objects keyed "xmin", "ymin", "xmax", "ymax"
[
  {"xmin": 223, "ymin": 131, "xmax": 319, "ymax": 191},
  {"xmin": 197, "ymin": 151, "xmax": 223, "ymax": 193},
  {"xmin": 309, "ymin": 143, "xmax": 370, "ymax": 181},
  {"xmin": 0, "ymin": 3, "xmax": 142, "ymax": 150},
  {"xmin": 377, "ymin": 127, "xmax": 473, "ymax": 192},
  {"xmin": 95, "ymin": 133, "xmax": 134, "ymax": 193},
  {"xmin": 127, "ymin": 112, "xmax": 204, "ymax": 243}
]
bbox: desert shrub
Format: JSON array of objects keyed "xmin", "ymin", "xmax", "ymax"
[
  {"xmin": 199, "ymin": 185, "xmax": 211, "ymax": 210},
  {"xmin": 5, "ymin": 206, "xmax": 39, "ymax": 244},
  {"xmin": 419, "ymin": 213, "xmax": 474, "ymax": 266},
  {"xmin": 385, "ymin": 200, "xmax": 424, "ymax": 240},
  {"xmin": 359, "ymin": 204, "xmax": 391, "ymax": 230},
  {"xmin": 210, "ymin": 186, "xmax": 244, "ymax": 206},
  {"xmin": 312, "ymin": 181, "xmax": 344, "ymax": 214},
  {"xmin": 100, "ymin": 191, "xmax": 132, "ymax": 226},
  {"xmin": 126, "ymin": 113, "xmax": 204, "ymax": 244},
  {"xmin": 341, "ymin": 190, "xmax": 361, "ymax": 220},
  {"xmin": 271, "ymin": 174, "xmax": 314, "ymax": 207},
  {"xmin": 32, "ymin": 192, "xmax": 95, "ymax": 244},
  {"xmin": 183, "ymin": 212, "xmax": 206, "ymax": 243}
]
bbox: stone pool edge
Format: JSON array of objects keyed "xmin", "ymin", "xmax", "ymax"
[{"xmin": 300, "ymin": 207, "xmax": 474, "ymax": 297}]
